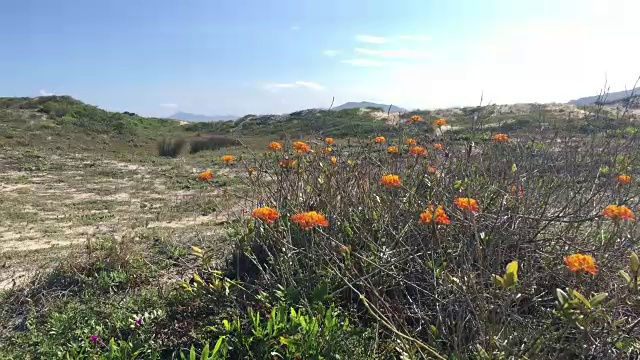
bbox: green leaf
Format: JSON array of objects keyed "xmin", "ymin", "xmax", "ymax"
[
  {"xmin": 555, "ymin": 288, "xmax": 569, "ymax": 305},
  {"xmin": 190, "ymin": 345, "xmax": 196, "ymax": 360},
  {"xmin": 619, "ymin": 270, "xmax": 632, "ymax": 284},
  {"xmin": 511, "ymin": 163, "xmax": 517, "ymax": 173},
  {"xmin": 571, "ymin": 289, "xmax": 591, "ymax": 309},
  {"xmin": 212, "ymin": 336, "xmax": 224, "ymax": 355},
  {"xmin": 223, "ymin": 319, "xmax": 230, "ymax": 331},
  {"xmin": 201, "ymin": 343, "xmax": 210, "ymax": 360},
  {"xmin": 279, "ymin": 336, "xmax": 298, "ymax": 347},
  {"xmin": 590, "ymin": 293, "xmax": 608, "ymax": 307},
  {"xmin": 631, "ymin": 252, "xmax": 639, "ymax": 273},
  {"xmin": 492, "ymin": 274, "xmax": 505, "ymax": 288},
  {"xmin": 193, "ymin": 273, "xmax": 205, "ymax": 287},
  {"xmin": 504, "ymin": 260, "xmax": 518, "ymax": 288}
]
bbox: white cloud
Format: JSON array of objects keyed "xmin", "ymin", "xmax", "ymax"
[
  {"xmin": 355, "ymin": 48, "xmax": 431, "ymax": 59},
  {"xmin": 341, "ymin": 59, "xmax": 389, "ymax": 67},
  {"xmin": 264, "ymin": 81, "xmax": 325, "ymax": 91},
  {"xmin": 39, "ymin": 90, "xmax": 53, "ymax": 96},
  {"xmin": 323, "ymin": 50, "xmax": 339, "ymax": 57},
  {"xmin": 290, "ymin": 25, "xmax": 300, "ymax": 31},
  {"xmin": 355, "ymin": 35, "xmax": 390, "ymax": 44},
  {"xmin": 398, "ymin": 35, "xmax": 432, "ymax": 41},
  {"xmin": 160, "ymin": 103, "xmax": 178, "ymax": 108}
]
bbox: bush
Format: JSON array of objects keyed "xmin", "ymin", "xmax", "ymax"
[
  {"xmin": 157, "ymin": 137, "xmax": 186, "ymax": 157},
  {"xmin": 189, "ymin": 135, "xmax": 241, "ymax": 154}
]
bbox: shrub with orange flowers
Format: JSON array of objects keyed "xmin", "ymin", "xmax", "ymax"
[
  {"xmin": 252, "ymin": 206, "xmax": 280, "ymax": 225},
  {"xmin": 405, "ymin": 138, "xmax": 417, "ymax": 146},
  {"xmin": 221, "ymin": 155, "xmax": 235, "ymax": 164},
  {"xmin": 602, "ymin": 204, "xmax": 635, "ymax": 221},
  {"xmin": 491, "ymin": 133, "xmax": 509, "ymax": 142},
  {"xmin": 616, "ymin": 174, "xmax": 631, "ymax": 184},
  {"xmin": 433, "ymin": 143, "xmax": 443, "ymax": 150},
  {"xmin": 292, "ymin": 141, "xmax": 310, "ymax": 153},
  {"xmin": 433, "ymin": 119, "xmax": 447, "ymax": 127},
  {"xmin": 291, "ymin": 211, "xmax": 329, "ymax": 230},
  {"xmin": 279, "ymin": 159, "xmax": 297, "ymax": 169},
  {"xmin": 197, "ymin": 169, "xmax": 213, "ymax": 181},
  {"xmin": 374, "ymin": 136, "xmax": 386, "ymax": 144},
  {"xmin": 324, "ymin": 137, "xmax": 335, "ymax": 145},
  {"xmin": 455, "ymin": 197, "xmax": 479, "ymax": 213},
  {"xmin": 419, "ymin": 205, "xmax": 450, "ymax": 225},
  {"xmin": 564, "ymin": 254, "xmax": 598, "ymax": 275},
  {"xmin": 268, "ymin": 141, "xmax": 283, "ymax": 151},
  {"xmin": 408, "ymin": 146, "xmax": 427, "ymax": 156},
  {"xmin": 408, "ymin": 115, "xmax": 423, "ymax": 124},
  {"xmin": 380, "ymin": 174, "xmax": 401, "ymax": 188},
  {"xmin": 387, "ymin": 146, "xmax": 399, "ymax": 154}
]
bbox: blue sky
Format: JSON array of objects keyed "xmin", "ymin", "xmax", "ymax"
[{"xmin": 1, "ymin": 0, "xmax": 638, "ymax": 117}]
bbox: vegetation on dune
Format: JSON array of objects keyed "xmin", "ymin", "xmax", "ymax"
[{"xmin": 2, "ymin": 98, "xmax": 640, "ymax": 358}]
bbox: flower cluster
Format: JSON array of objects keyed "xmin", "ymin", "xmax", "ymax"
[
  {"xmin": 252, "ymin": 207, "xmax": 280, "ymax": 225},
  {"xmin": 408, "ymin": 146, "xmax": 427, "ymax": 156},
  {"xmin": 291, "ymin": 211, "xmax": 329, "ymax": 230},
  {"xmin": 419, "ymin": 205, "xmax": 450, "ymax": 225},
  {"xmin": 198, "ymin": 170, "xmax": 213, "ymax": 181},
  {"xmin": 405, "ymin": 138, "xmax": 417, "ymax": 146},
  {"xmin": 380, "ymin": 174, "xmax": 401, "ymax": 188},
  {"xmin": 269, "ymin": 141, "xmax": 283, "ymax": 151},
  {"xmin": 221, "ymin": 155, "xmax": 235, "ymax": 164},
  {"xmin": 455, "ymin": 197, "xmax": 479, "ymax": 213},
  {"xmin": 491, "ymin": 133, "xmax": 509, "ymax": 142},
  {"xmin": 293, "ymin": 141, "xmax": 310, "ymax": 153},
  {"xmin": 433, "ymin": 119, "xmax": 447, "ymax": 127},
  {"xmin": 374, "ymin": 136, "xmax": 386, "ymax": 144},
  {"xmin": 324, "ymin": 137, "xmax": 335, "ymax": 145},
  {"xmin": 616, "ymin": 174, "xmax": 631, "ymax": 184},
  {"xmin": 602, "ymin": 204, "xmax": 635, "ymax": 221},
  {"xmin": 408, "ymin": 115, "xmax": 423, "ymax": 124},
  {"xmin": 387, "ymin": 146, "xmax": 399, "ymax": 154},
  {"xmin": 433, "ymin": 143, "xmax": 443, "ymax": 150},
  {"xmin": 564, "ymin": 254, "xmax": 598, "ymax": 275}
]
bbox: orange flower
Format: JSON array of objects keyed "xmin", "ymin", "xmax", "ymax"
[
  {"xmin": 455, "ymin": 197, "xmax": 479, "ymax": 213},
  {"xmin": 291, "ymin": 211, "xmax": 329, "ymax": 230},
  {"xmin": 252, "ymin": 207, "xmax": 280, "ymax": 225},
  {"xmin": 564, "ymin": 254, "xmax": 597, "ymax": 275},
  {"xmin": 248, "ymin": 167, "xmax": 256, "ymax": 176},
  {"xmin": 374, "ymin": 136, "xmax": 386, "ymax": 144},
  {"xmin": 221, "ymin": 155, "xmax": 235, "ymax": 164},
  {"xmin": 433, "ymin": 143, "xmax": 443, "ymax": 150},
  {"xmin": 324, "ymin": 137, "xmax": 335, "ymax": 145},
  {"xmin": 279, "ymin": 159, "xmax": 298, "ymax": 169},
  {"xmin": 510, "ymin": 185, "xmax": 524, "ymax": 197},
  {"xmin": 293, "ymin": 141, "xmax": 310, "ymax": 153},
  {"xmin": 380, "ymin": 174, "xmax": 401, "ymax": 188},
  {"xmin": 268, "ymin": 141, "xmax": 283, "ymax": 151},
  {"xmin": 409, "ymin": 146, "xmax": 427, "ymax": 156},
  {"xmin": 387, "ymin": 146, "xmax": 399, "ymax": 154},
  {"xmin": 617, "ymin": 174, "xmax": 631, "ymax": 184},
  {"xmin": 198, "ymin": 170, "xmax": 213, "ymax": 181},
  {"xmin": 491, "ymin": 133, "xmax": 509, "ymax": 142},
  {"xmin": 408, "ymin": 115, "xmax": 423, "ymax": 124},
  {"xmin": 323, "ymin": 147, "xmax": 333, "ymax": 154},
  {"xmin": 419, "ymin": 205, "xmax": 450, "ymax": 225},
  {"xmin": 602, "ymin": 204, "xmax": 635, "ymax": 221},
  {"xmin": 427, "ymin": 166, "xmax": 436, "ymax": 174},
  {"xmin": 330, "ymin": 156, "xmax": 337, "ymax": 164},
  {"xmin": 405, "ymin": 138, "xmax": 417, "ymax": 146},
  {"xmin": 433, "ymin": 119, "xmax": 447, "ymax": 127}
]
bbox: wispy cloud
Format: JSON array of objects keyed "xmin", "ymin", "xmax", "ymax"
[
  {"xmin": 355, "ymin": 48, "xmax": 431, "ymax": 59},
  {"xmin": 39, "ymin": 89, "xmax": 53, "ymax": 96},
  {"xmin": 264, "ymin": 81, "xmax": 325, "ymax": 91},
  {"xmin": 290, "ymin": 25, "xmax": 300, "ymax": 31},
  {"xmin": 341, "ymin": 59, "xmax": 388, "ymax": 67},
  {"xmin": 398, "ymin": 35, "xmax": 432, "ymax": 41},
  {"xmin": 355, "ymin": 35, "xmax": 390, "ymax": 44},
  {"xmin": 323, "ymin": 50, "xmax": 339, "ymax": 57},
  {"xmin": 160, "ymin": 103, "xmax": 178, "ymax": 108}
]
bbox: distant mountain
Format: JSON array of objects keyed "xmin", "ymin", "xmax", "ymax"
[
  {"xmin": 168, "ymin": 111, "xmax": 239, "ymax": 122},
  {"xmin": 332, "ymin": 101, "xmax": 406, "ymax": 112},
  {"xmin": 569, "ymin": 87, "xmax": 640, "ymax": 106}
]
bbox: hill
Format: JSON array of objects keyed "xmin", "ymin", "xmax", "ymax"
[
  {"xmin": 169, "ymin": 111, "xmax": 239, "ymax": 122},
  {"xmin": 568, "ymin": 87, "xmax": 640, "ymax": 105},
  {"xmin": 332, "ymin": 101, "xmax": 406, "ymax": 112}
]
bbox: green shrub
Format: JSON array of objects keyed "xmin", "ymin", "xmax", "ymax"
[
  {"xmin": 158, "ymin": 137, "xmax": 186, "ymax": 157},
  {"xmin": 189, "ymin": 136, "xmax": 240, "ymax": 154}
]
